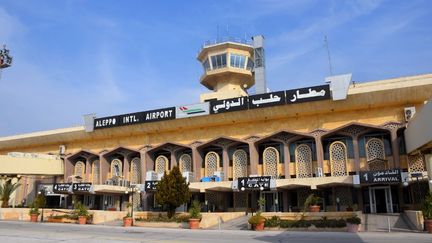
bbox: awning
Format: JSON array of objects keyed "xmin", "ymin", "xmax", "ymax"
[
  {"xmin": 277, "ymin": 176, "xmax": 353, "ymax": 189},
  {"xmin": 189, "ymin": 181, "xmax": 232, "ymax": 192}
]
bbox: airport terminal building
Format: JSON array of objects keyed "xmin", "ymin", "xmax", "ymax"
[{"xmin": 0, "ymin": 37, "xmax": 431, "ymax": 214}]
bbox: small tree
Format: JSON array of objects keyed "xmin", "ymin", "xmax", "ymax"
[
  {"xmin": 155, "ymin": 166, "xmax": 191, "ymax": 218},
  {"xmin": 0, "ymin": 180, "xmax": 21, "ymax": 208}
]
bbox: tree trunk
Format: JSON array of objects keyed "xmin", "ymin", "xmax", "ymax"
[
  {"xmin": 1, "ymin": 198, "xmax": 9, "ymax": 208},
  {"xmin": 167, "ymin": 207, "xmax": 176, "ymax": 218}
]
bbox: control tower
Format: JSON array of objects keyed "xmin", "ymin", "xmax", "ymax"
[{"xmin": 198, "ymin": 38, "xmax": 255, "ymax": 102}]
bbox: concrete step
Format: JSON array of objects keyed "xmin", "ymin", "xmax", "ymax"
[
  {"xmin": 362, "ymin": 213, "xmax": 417, "ymax": 232},
  {"xmin": 208, "ymin": 215, "xmax": 249, "ymax": 230}
]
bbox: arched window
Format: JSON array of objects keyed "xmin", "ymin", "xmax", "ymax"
[
  {"xmin": 74, "ymin": 161, "xmax": 85, "ymax": 180},
  {"xmin": 92, "ymin": 160, "xmax": 100, "ymax": 184},
  {"xmin": 130, "ymin": 157, "xmax": 141, "ymax": 184},
  {"xmin": 155, "ymin": 155, "xmax": 169, "ymax": 174},
  {"xmin": 366, "ymin": 138, "xmax": 387, "ymax": 171},
  {"xmin": 205, "ymin": 151, "xmax": 219, "ymax": 177},
  {"xmin": 111, "ymin": 159, "xmax": 123, "ymax": 178},
  {"xmin": 263, "ymin": 147, "xmax": 279, "ymax": 178},
  {"xmin": 179, "ymin": 154, "xmax": 192, "ymax": 173},
  {"xmin": 330, "ymin": 141, "xmax": 347, "ymax": 177},
  {"xmin": 233, "ymin": 149, "xmax": 248, "ymax": 179},
  {"xmin": 295, "ymin": 144, "xmax": 313, "ymax": 178}
]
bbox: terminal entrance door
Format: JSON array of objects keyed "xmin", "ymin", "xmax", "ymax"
[
  {"xmin": 369, "ymin": 186, "xmax": 393, "ymax": 213},
  {"xmin": 260, "ymin": 191, "xmax": 279, "ymax": 212}
]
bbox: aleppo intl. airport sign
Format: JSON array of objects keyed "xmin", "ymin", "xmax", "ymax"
[
  {"xmin": 238, "ymin": 176, "xmax": 271, "ymax": 191},
  {"xmin": 94, "ymin": 107, "xmax": 176, "ymax": 129},
  {"xmin": 93, "ymin": 84, "xmax": 331, "ymax": 130},
  {"xmin": 360, "ymin": 169, "xmax": 401, "ymax": 184}
]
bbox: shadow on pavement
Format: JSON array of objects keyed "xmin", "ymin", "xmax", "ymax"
[{"xmin": 252, "ymin": 230, "xmax": 366, "ymax": 243}]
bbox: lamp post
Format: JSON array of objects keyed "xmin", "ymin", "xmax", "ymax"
[{"xmin": 125, "ymin": 186, "xmax": 141, "ymax": 221}]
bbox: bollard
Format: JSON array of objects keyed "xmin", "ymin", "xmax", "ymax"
[
  {"xmin": 387, "ymin": 217, "xmax": 391, "ymax": 233},
  {"xmin": 218, "ymin": 216, "xmax": 221, "ymax": 230}
]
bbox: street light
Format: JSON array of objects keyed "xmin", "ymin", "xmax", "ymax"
[{"xmin": 125, "ymin": 186, "xmax": 141, "ymax": 223}]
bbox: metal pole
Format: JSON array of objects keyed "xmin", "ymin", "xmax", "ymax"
[{"xmin": 387, "ymin": 216, "xmax": 391, "ymax": 233}]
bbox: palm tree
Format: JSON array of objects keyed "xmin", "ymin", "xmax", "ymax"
[{"xmin": 0, "ymin": 180, "xmax": 21, "ymax": 208}]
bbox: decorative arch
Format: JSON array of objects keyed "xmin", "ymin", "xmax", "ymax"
[
  {"xmin": 205, "ymin": 151, "xmax": 220, "ymax": 177},
  {"xmin": 111, "ymin": 159, "xmax": 123, "ymax": 178},
  {"xmin": 130, "ymin": 157, "xmax": 141, "ymax": 184},
  {"xmin": 329, "ymin": 141, "xmax": 348, "ymax": 177},
  {"xmin": 91, "ymin": 160, "xmax": 100, "ymax": 184},
  {"xmin": 295, "ymin": 144, "xmax": 313, "ymax": 178},
  {"xmin": 155, "ymin": 155, "xmax": 169, "ymax": 174},
  {"xmin": 179, "ymin": 154, "xmax": 192, "ymax": 173},
  {"xmin": 366, "ymin": 138, "xmax": 387, "ymax": 171},
  {"xmin": 263, "ymin": 147, "xmax": 279, "ymax": 178},
  {"xmin": 74, "ymin": 161, "xmax": 85, "ymax": 180},
  {"xmin": 233, "ymin": 149, "xmax": 248, "ymax": 179}
]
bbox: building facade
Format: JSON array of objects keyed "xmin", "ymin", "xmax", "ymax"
[{"xmin": 0, "ymin": 39, "xmax": 431, "ymax": 214}]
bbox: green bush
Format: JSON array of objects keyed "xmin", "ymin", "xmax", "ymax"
[
  {"xmin": 264, "ymin": 216, "xmax": 280, "ymax": 227},
  {"xmin": 314, "ymin": 218, "xmax": 346, "ymax": 228},
  {"xmin": 248, "ymin": 214, "xmax": 265, "ymax": 225},
  {"xmin": 189, "ymin": 200, "xmax": 201, "ymax": 219},
  {"xmin": 422, "ymin": 192, "xmax": 432, "ymax": 220},
  {"xmin": 346, "ymin": 216, "xmax": 361, "ymax": 225},
  {"xmin": 280, "ymin": 220, "xmax": 294, "ymax": 228},
  {"xmin": 135, "ymin": 215, "xmax": 190, "ymax": 223}
]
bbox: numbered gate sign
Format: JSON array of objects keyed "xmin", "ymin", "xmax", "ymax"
[
  {"xmin": 360, "ymin": 169, "xmax": 401, "ymax": 184},
  {"xmin": 53, "ymin": 183, "xmax": 72, "ymax": 193},
  {"xmin": 238, "ymin": 176, "xmax": 271, "ymax": 191},
  {"xmin": 145, "ymin": 181, "xmax": 158, "ymax": 192},
  {"xmin": 72, "ymin": 183, "xmax": 92, "ymax": 192}
]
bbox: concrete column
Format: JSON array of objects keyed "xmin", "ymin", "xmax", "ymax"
[
  {"xmin": 64, "ymin": 157, "xmax": 74, "ymax": 182},
  {"xmin": 222, "ymin": 146, "xmax": 230, "ymax": 181},
  {"xmin": 283, "ymin": 190, "xmax": 289, "ymax": 212},
  {"xmin": 248, "ymin": 142, "xmax": 259, "ymax": 175},
  {"xmin": 352, "ymin": 136, "xmax": 361, "ymax": 174},
  {"xmin": 100, "ymin": 153, "xmax": 110, "ymax": 184},
  {"xmin": 192, "ymin": 147, "xmax": 202, "ymax": 181},
  {"xmin": 283, "ymin": 142, "xmax": 291, "ymax": 178},
  {"xmin": 315, "ymin": 137, "xmax": 324, "ymax": 177},
  {"xmin": 145, "ymin": 150, "xmax": 154, "ymax": 173},
  {"xmin": 123, "ymin": 154, "xmax": 131, "ymax": 181},
  {"xmin": 85, "ymin": 158, "xmax": 91, "ymax": 182},
  {"xmin": 390, "ymin": 130, "xmax": 400, "ymax": 169},
  {"xmin": 139, "ymin": 149, "xmax": 148, "ymax": 183},
  {"xmin": 170, "ymin": 150, "xmax": 177, "ymax": 169},
  {"xmin": 426, "ymin": 154, "xmax": 432, "ymax": 192},
  {"xmin": 356, "ymin": 188, "xmax": 364, "ymax": 212}
]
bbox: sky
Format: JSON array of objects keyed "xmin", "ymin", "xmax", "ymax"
[{"xmin": 0, "ymin": 0, "xmax": 431, "ymax": 136}]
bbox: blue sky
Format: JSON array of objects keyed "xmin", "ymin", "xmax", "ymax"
[{"xmin": 0, "ymin": 0, "xmax": 431, "ymax": 136}]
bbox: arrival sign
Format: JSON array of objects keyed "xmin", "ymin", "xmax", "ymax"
[{"xmin": 360, "ymin": 169, "xmax": 401, "ymax": 184}]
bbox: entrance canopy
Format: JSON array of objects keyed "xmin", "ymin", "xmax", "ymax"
[{"xmin": 0, "ymin": 154, "xmax": 63, "ymax": 175}]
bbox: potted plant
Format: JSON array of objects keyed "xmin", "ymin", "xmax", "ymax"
[
  {"xmin": 28, "ymin": 203, "xmax": 40, "ymax": 223},
  {"xmin": 304, "ymin": 194, "xmax": 321, "ymax": 212},
  {"xmin": 123, "ymin": 202, "xmax": 133, "ymax": 227},
  {"xmin": 188, "ymin": 200, "xmax": 201, "ymax": 229},
  {"xmin": 248, "ymin": 197, "xmax": 266, "ymax": 231},
  {"xmin": 74, "ymin": 202, "xmax": 89, "ymax": 225},
  {"xmin": 346, "ymin": 215, "xmax": 361, "ymax": 233},
  {"xmin": 422, "ymin": 192, "xmax": 432, "ymax": 233}
]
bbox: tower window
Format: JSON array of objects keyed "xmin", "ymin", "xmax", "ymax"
[
  {"xmin": 210, "ymin": 53, "xmax": 227, "ymax": 69},
  {"xmin": 203, "ymin": 58, "xmax": 210, "ymax": 71},
  {"xmin": 230, "ymin": 54, "xmax": 246, "ymax": 69}
]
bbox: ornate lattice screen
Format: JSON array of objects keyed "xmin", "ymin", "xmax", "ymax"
[
  {"xmin": 155, "ymin": 155, "xmax": 168, "ymax": 174},
  {"xmin": 295, "ymin": 144, "xmax": 313, "ymax": 178},
  {"xmin": 74, "ymin": 161, "xmax": 85, "ymax": 180},
  {"xmin": 366, "ymin": 138, "xmax": 387, "ymax": 171},
  {"xmin": 408, "ymin": 153, "xmax": 425, "ymax": 173},
  {"xmin": 330, "ymin": 141, "xmax": 347, "ymax": 176},
  {"xmin": 263, "ymin": 147, "xmax": 279, "ymax": 178},
  {"xmin": 233, "ymin": 149, "xmax": 248, "ymax": 179},
  {"xmin": 130, "ymin": 157, "xmax": 141, "ymax": 184},
  {"xmin": 205, "ymin": 152, "xmax": 219, "ymax": 176},
  {"xmin": 92, "ymin": 160, "xmax": 100, "ymax": 184},
  {"xmin": 179, "ymin": 154, "xmax": 192, "ymax": 173},
  {"xmin": 111, "ymin": 159, "xmax": 123, "ymax": 178}
]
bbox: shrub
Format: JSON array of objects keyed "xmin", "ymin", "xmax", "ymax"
[
  {"xmin": 248, "ymin": 214, "xmax": 265, "ymax": 225},
  {"xmin": 28, "ymin": 203, "xmax": 40, "ymax": 216},
  {"xmin": 189, "ymin": 200, "xmax": 201, "ymax": 219},
  {"xmin": 346, "ymin": 216, "xmax": 361, "ymax": 225},
  {"xmin": 264, "ymin": 216, "xmax": 280, "ymax": 227},
  {"xmin": 280, "ymin": 220, "xmax": 294, "ymax": 228},
  {"xmin": 422, "ymin": 192, "xmax": 432, "ymax": 220}
]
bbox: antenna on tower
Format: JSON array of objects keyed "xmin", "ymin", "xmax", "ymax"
[{"xmin": 324, "ymin": 35, "xmax": 333, "ymax": 76}]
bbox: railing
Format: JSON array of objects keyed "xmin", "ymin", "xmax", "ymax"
[{"xmin": 202, "ymin": 37, "xmax": 252, "ymax": 48}]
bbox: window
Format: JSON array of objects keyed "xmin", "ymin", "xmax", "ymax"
[
  {"xmin": 210, "ymin": 53, "xmax": 227, "ymax": 69},
  {"xmin": 246, "ymin": 58, "xmax": 254, "ymax": 70},
  {"xmin": 230, "ymin": 54, "xmax": 246, "ymax": 69},
  {"xmin": 202, "ymin": 58, "xmax": 210, "ymax": 71}
]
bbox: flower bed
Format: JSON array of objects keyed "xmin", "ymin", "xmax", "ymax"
[
  {"xmin": 263, "ymin": 216, "xmax": 350, "ymax": 231},
  {"xmin": 134, "ymin": 214, "xmax": 190, "ymax": 228}
]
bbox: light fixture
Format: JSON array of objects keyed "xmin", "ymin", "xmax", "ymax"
[
  {"xmin": 241, "ymin": 187, "xmax": 245, "ymax": 191},
  {"xmin": 260, "ymin": 186, "xmax": 264, "ymax": 191},
  {"xmin": 403, "ymin": 181, "xmax": 409, "ymax": 187}
]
